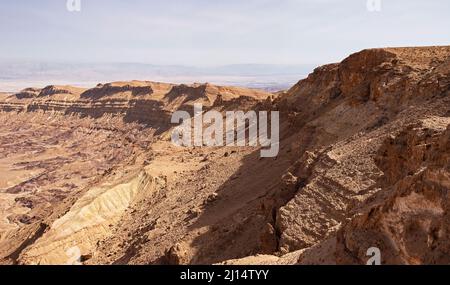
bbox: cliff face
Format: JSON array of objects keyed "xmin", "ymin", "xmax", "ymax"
[
  {"xmin": 0, "ymin": 46, "xmax": 449, "ymax": 265},
  {"xmin": 0, "ymin": 81, "xmax": 268, "ymax": 128},
  {"xmin": 220, "ymin": 46, "xmax": 449, "ymax": 265},
  {"xmin": 254, "ymin": 47, "xmax": 449, "ymax": 258},
  {"xmin": 336, "ymin": 120, "xmax": 450, "ymax": 265}
]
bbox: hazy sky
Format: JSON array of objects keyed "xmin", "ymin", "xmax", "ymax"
[{"xmin": 1, "ymin": 0, "xmax": 449, "ymax": 66}]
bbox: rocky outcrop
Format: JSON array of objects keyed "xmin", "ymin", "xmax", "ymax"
[
  {"xmin": 269, "ymin": 46, "xmax": 450, "ymax": 257},
  {"xmin": 15, "ymin": 88, "xmax": 40, "ymax": 99},
  {"xmin": 0, "ymin": 81, "xmax": 269, "ymax": 127},
  {"xmin": 336, "ymin": 119, "xmax": 450, "ymax": 265},
  {"xmin": 198, "ymin": 47, "xmax": 449, "ymax": 265},
  {"xmin": 80, "ymin": 82, "xmax": 154, "ymax": 100},
  {"xmin": 38, "ymin": 85, "xmax": 75, "ymax": 97},
  {"xmin": 18, "ymin": 170, "xmax": 156, "ymax": 265}
]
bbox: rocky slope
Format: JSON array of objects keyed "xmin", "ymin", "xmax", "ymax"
[
  {"xmin": 223, "ymin": 46, "xmax": 450, "ymax": 265},
  {"xmin": 0, "ymin": 46, "xmax": 448, "ymax": 265}
]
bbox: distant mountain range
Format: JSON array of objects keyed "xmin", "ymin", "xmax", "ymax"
[{"xmin": 0, "ymin": 62, "xmax": 317, "ymax": 92}]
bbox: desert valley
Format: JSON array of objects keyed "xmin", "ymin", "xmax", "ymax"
[{"xmin": 0, "ymin": 46, "xmax": 449, "ymax": 265}]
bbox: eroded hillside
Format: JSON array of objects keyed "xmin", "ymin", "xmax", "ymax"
[{"xmin": 0, "ymin": 46, "xmax": 449, "ymax": 265}]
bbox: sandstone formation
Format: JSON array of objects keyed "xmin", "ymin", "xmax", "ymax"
[{"xmin": 0, "ymin": 46, "xmax": 448, "ymax": 265}]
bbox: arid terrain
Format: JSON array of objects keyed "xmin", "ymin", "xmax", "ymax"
[{"xmin": 0, "ymin": 46, "xmax": 449, "ymax": 265}]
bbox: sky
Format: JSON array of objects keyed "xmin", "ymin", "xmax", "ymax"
[{"xmin": 0, "ymin": 0, "xmax": 449, "ymax": 66}]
